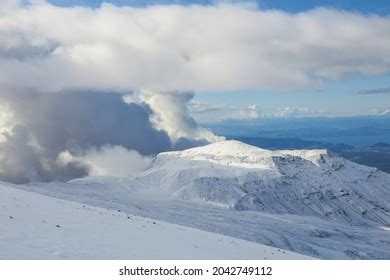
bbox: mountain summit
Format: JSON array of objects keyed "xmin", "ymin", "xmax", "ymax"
[{"xmin": 128, "ymin": 140, "xmax": 390, "ymax": 226}]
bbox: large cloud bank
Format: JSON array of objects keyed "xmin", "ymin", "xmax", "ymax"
[
  {"xmin": 1, "ymin": 0, "xmax": 390, "ymax": 183},
  {"xmin": 0, "ymin": 90, "xmax": 219, "ymax": 183},
  {"xmin": 1, "ymin": 1, "xmax": 390, "ymax": 91}
]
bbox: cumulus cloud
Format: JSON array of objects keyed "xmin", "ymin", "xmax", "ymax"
[
  {"xmin": 140, "ymin": 90, "xmax": 223, "ymax": 142},
  {"xmin": 58, "ymin": 146, "xmax": 153, "ymax": 177},
  {"xmin": 2, "ymin": 91, "xmax": 173, "ymax": 154},
  {"xmin": 0, "ymin": 90, "xmax": 218, "ymax": 183},
  {"xmin": 0, "ymin": 103, "xmax": 13, "ymax": 142},
  {"xmin": 0, "ymin": 2, "xmax": 389, "ymax": 92},
  {"xmin": 0, "ymin": 125, "xmax": 89, "ymax": 184}
]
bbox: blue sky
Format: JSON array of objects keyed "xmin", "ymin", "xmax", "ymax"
[
  {"xmin": 41, "ymin": 1, "xmax": 390, "ymax": 117},
  {"xmin": 48, "ymin": 0, "xmax": 390, "ymax": 14},
  {"xmin": 195, "ymin": 75, "xmax": 390, "ymax": 118}
]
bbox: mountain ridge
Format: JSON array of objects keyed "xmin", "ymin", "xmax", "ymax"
[{"xmin": 125, "ymin": 140, "xmax": 390, "ymax": 226}]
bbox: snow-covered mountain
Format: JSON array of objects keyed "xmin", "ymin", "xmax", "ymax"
[
  {"xmin": 124, "ymin": 140, "xmax": 390, "ymax": 226},
  {"xmin": 8, "ymin": 140, "xmax": 390, "ymax": 259},
  {"xmin": 0, "ymin": 183, "xmax": 310, "ymax": 259}
]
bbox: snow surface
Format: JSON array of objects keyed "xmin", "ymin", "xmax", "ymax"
[
  {"xmin": 7, "ymin": 140, "xmax": 390, "ymax": 259},
  {"xmin": 0, "ymin": 183, "xmax": 310, "ymax": 259}
]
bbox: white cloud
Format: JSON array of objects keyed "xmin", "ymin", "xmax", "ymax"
[
  {"xmin": 0, "ymin": 0, "xmax": 21, "ymax": 12},
  {"xmin": 58, "ymin": 145, "xmax": 153, "ymax": 177},
  {"xmin": 140, "ymin": 90, "xmax": 224, "ymax": 142},
  {"xmin": 189, "ymin": 101, "xmax": 263, "ymax": 123},
  {"xmin": 0, "ymin": 2, "xmax": 389, "ymax": 92},
  {"xmin": 0, "ymin": 89, "xmax": 220, "ymax": 183},
  {"xmin": 273, "ymin": 106, "xmax": 327, "ymax": 118},
  {"xmin": 188, "ymin": 101, "xmax": 327, "ymax": 123},
  {"xmin": 368, "ymin": 108, "xmax": 390, "ymax": 116},
  {"xmin": 0, "ymin": 103, "xmax": 14, "ymax": 142}
]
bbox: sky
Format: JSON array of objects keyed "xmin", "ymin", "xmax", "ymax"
[
  {"xmin": 42, "ymin": 0, "xmax": 390, "ymax": 120},
  {"xmin": 48, "ymin": 1, "xmax": 390, "ymax": 15}
]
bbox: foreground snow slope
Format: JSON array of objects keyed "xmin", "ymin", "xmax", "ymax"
[
  {"xmin": 0, "ymin": 183, "xmax": 310, "ymax": 259},
  {"xmin": 13, "ymin": 141, "xmax": 390, "ymax": 259}
]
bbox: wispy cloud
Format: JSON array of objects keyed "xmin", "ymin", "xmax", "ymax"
[
  {"xmin": 368, "ymin": 108, "xmax": 390, "ymax": 116},
  {"xmin": 273, "ymin": 107, "xmax": 328, "ymax": 118},
  {"xmin": 189, "ymin": 101, "xmax": 263, "ymax": 123},
  {"xmin": 189, "ymin": 101, "xmax": 327, "ymax": 123},
  {"xmin": 358, "ymin": 87, "xmax": 390, "ymax": 95}
]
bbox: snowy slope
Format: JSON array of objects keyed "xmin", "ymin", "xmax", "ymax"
[
  {"xmin": 11, "ymin": 140, "xmax": 390, "ymax": 259},
  {"xmin": 0, "ymin": 183, "xmax": 310, "ymax": 260}
]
